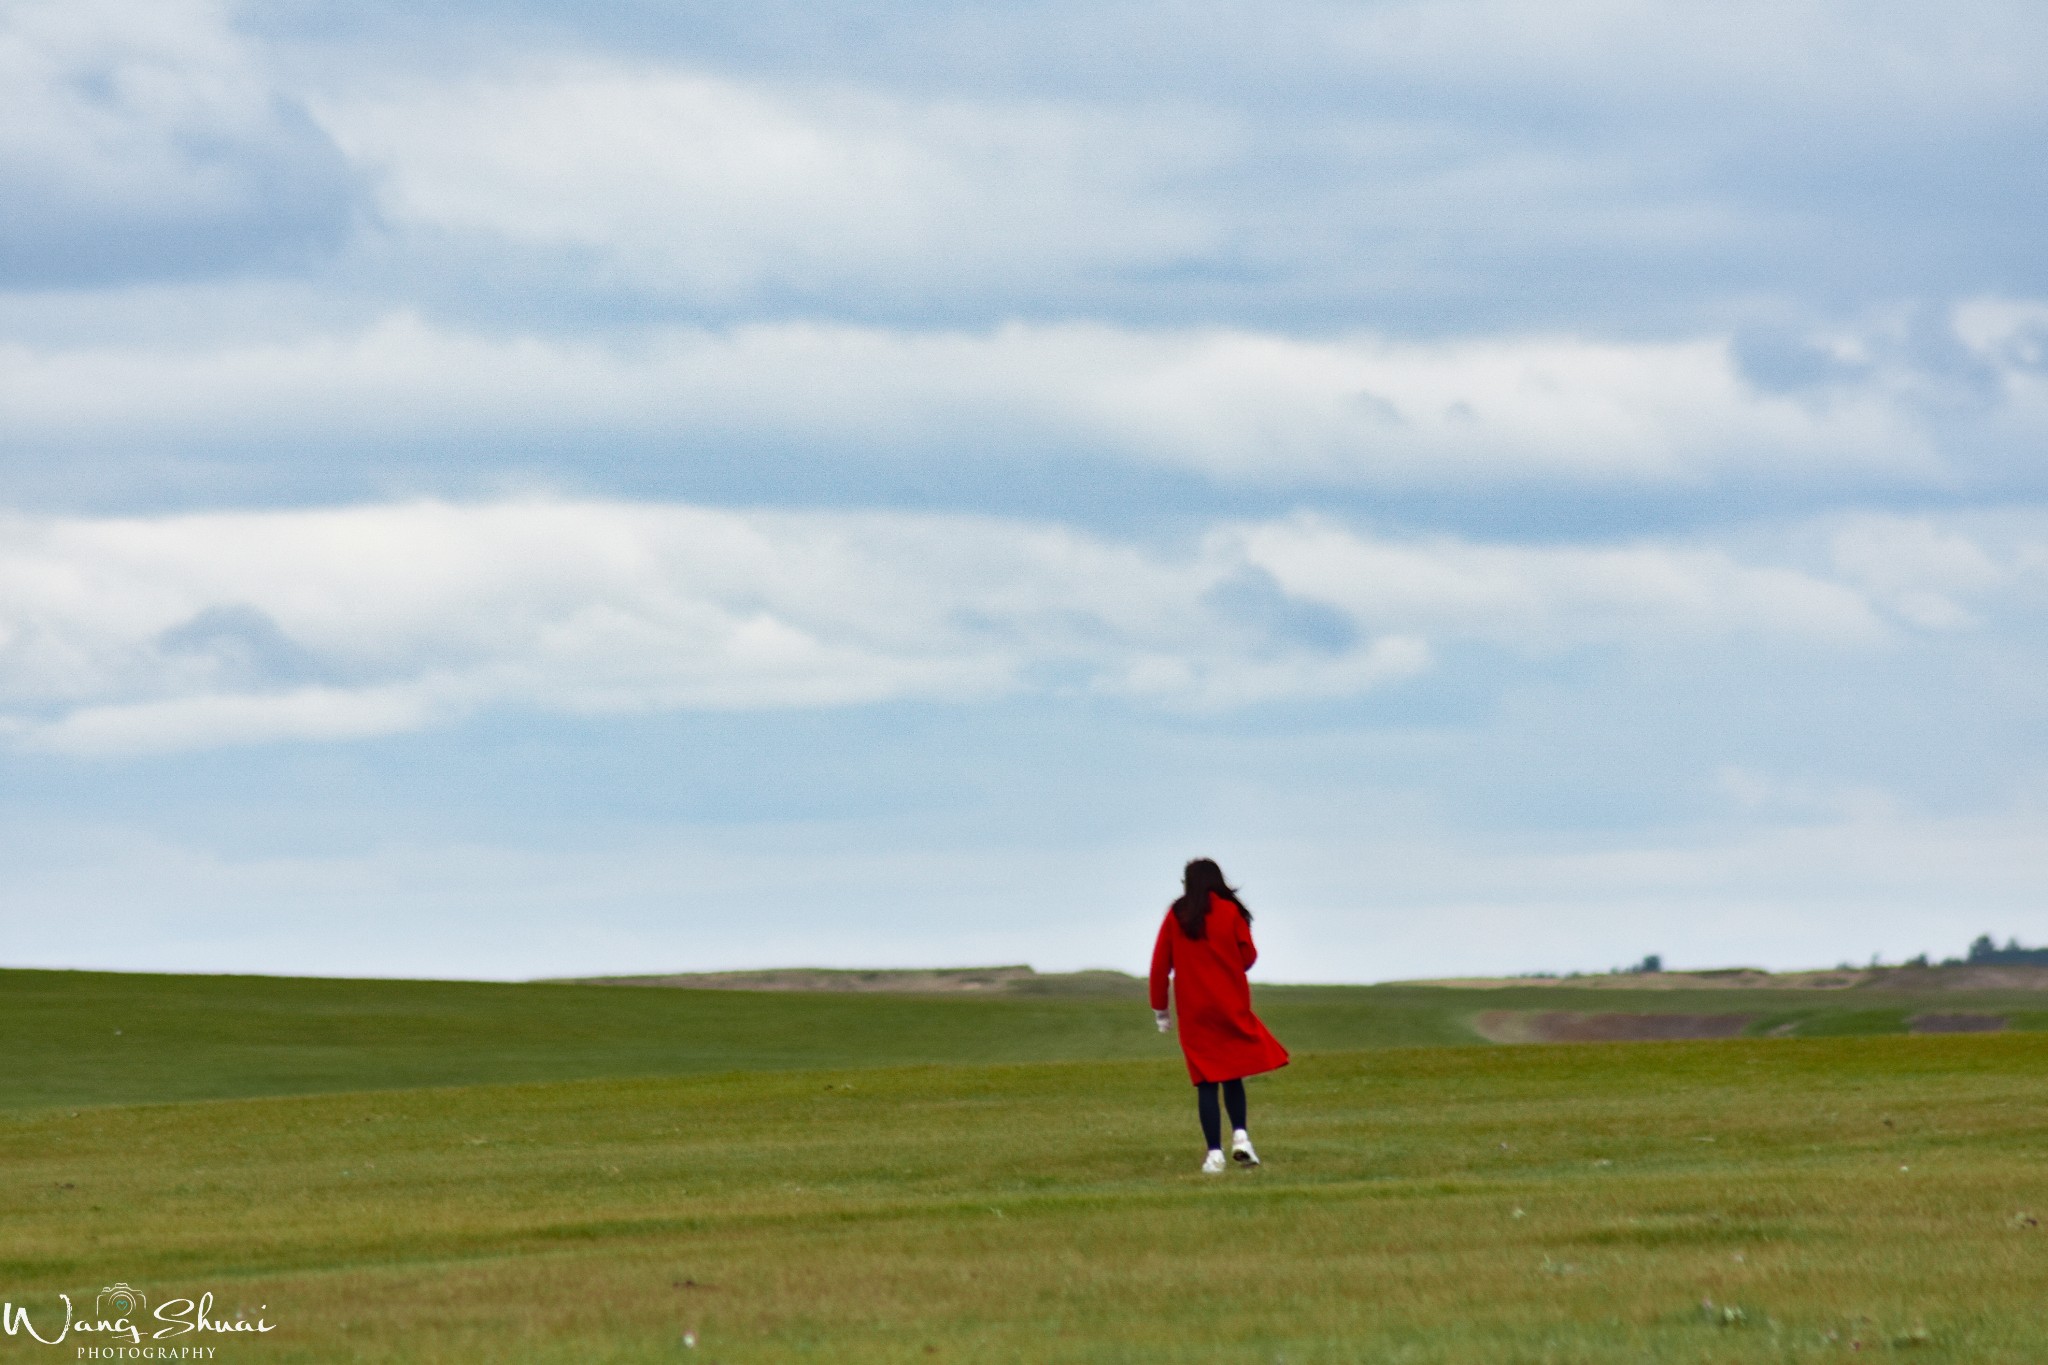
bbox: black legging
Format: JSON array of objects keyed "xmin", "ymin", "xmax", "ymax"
[{"xmin": 1196, "ymin": 1078, "xmax": 1248, "ymax": 1150}]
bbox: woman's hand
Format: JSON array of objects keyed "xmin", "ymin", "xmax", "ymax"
[{"xmin": 1154, "ymin": 1009, "xmax": 1172, "ymax": 1033}]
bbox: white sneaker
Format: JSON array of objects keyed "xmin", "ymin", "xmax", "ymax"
[
  {"xmin": 1201, "ymin": 1149, "xmax": 1227, "ymax": 1174},
  {"xmin": 1231, "ymin": 1130, "xmax": 1260, "ymax": 1167}
]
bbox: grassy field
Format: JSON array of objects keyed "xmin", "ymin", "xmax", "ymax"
[
  {"xmin": 7, "ymin": 969, "xmax": 2048, "ymax": 1362},
  {"xmin": 12, "ymin": 967, "xmax": 2048, "ymax": 1110}
]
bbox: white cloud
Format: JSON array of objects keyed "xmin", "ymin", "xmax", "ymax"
[
  {"xmin": 1236, "ymin": 515, "xmax": 1888, "ymax": 646},
  {"xmin": 0, "ymin": 0, "xmax": 350, "ymax": 282},
  {"xmin": 1953, "ymin": 297, "xmax": 2048, "ymax": 368},
  {"xmin": 1068, "ymin": 329, "xmax": 1933, "ymax": 483},
  {"xmin": 1829, "ymin": 516, "xmax": 2009, "ymax": 631},
  {"xmin": 299, "ymin": 8, "xmax": 2048, "ymax": 286},
  {"xmin": 0, "ymin": 499, "xmax": 1411, "ymax": 752},
  {"xmin": 31, "ymin": 684, "xmax": 443, "ymax": 756},
  {"xmin": 4, "ymin": 310, "xmax": 1998, "ymax": 488},
  {"xmin": 0, "ymin": 497, "xmax": 1999, "ymax": 756},
  {"xmin": 1712, "ymin": 765, "xmax": 1896, "ymax": 820},
  {"xmin": 315, "ymin": 61, "xmax": 1224, "ymax": 302}
]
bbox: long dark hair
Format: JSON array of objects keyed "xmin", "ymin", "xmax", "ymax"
[{"xmin": 1173, "ymin": 858, "xmax": 1249, "ymax": 940}]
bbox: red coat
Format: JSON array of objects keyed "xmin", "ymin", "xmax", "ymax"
[{"xmin": 1149, "ymin": 894, "xmax": 1290, "ymax": 1085}]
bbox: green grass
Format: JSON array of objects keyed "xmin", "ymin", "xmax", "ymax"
[
  {"xmin": 9, "ymin": 969, "xmax": 2048, "ymax": 1362},
  {"xmin": 0, "ymin": 969, "xmax": 1579, "ymax": 1110},
  {"xmin": 0, "ymin": 967, "xmax": 1165, "ymax": 1109},
  {"xmin": 13, "ymin": 967, "xmax": 2048, "ymax": 1111}
]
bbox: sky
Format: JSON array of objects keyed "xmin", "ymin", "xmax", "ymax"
[{"xmin": 3, "ymin": 0, "xmax": 2045, "ymax": 983}]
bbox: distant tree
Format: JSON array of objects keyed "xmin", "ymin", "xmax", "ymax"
[{"xmin": 1963, "ymin": 934, "xmax": 2048, "ymax": 966}]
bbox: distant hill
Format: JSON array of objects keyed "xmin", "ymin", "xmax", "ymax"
[
  {"xmin": 559, "ymin": 961, "xmax": 2048, "ymax": 995},
  {"xmin": 1405, "ymin": 963, "xmax": 2048, "ymax": 992},
  {"xmin": 555, "ymin": 965, "xmax": 1148, "ymax": 997}
]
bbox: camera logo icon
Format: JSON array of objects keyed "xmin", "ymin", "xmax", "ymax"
[{"xmin": 95, "ymin": 1283, "xmax": 146, "ymax": 1318}]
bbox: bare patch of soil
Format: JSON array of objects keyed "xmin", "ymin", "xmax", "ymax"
[
  {"xmin": 1903, "ymin": 966, "xmax": 2048, "ymax": 991},
  {"xmin": 1420, "ymin": 971, "xmax": 1844, "ymax": 991},
  {"xmin": 1474, "ymin": 1011, "xmax": 1755, "ymax": 1043}
]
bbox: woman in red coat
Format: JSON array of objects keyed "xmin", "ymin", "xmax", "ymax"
[{"xmin": 1149, "ymin": 858, "xmax": 1289, "ymax": 1173}]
